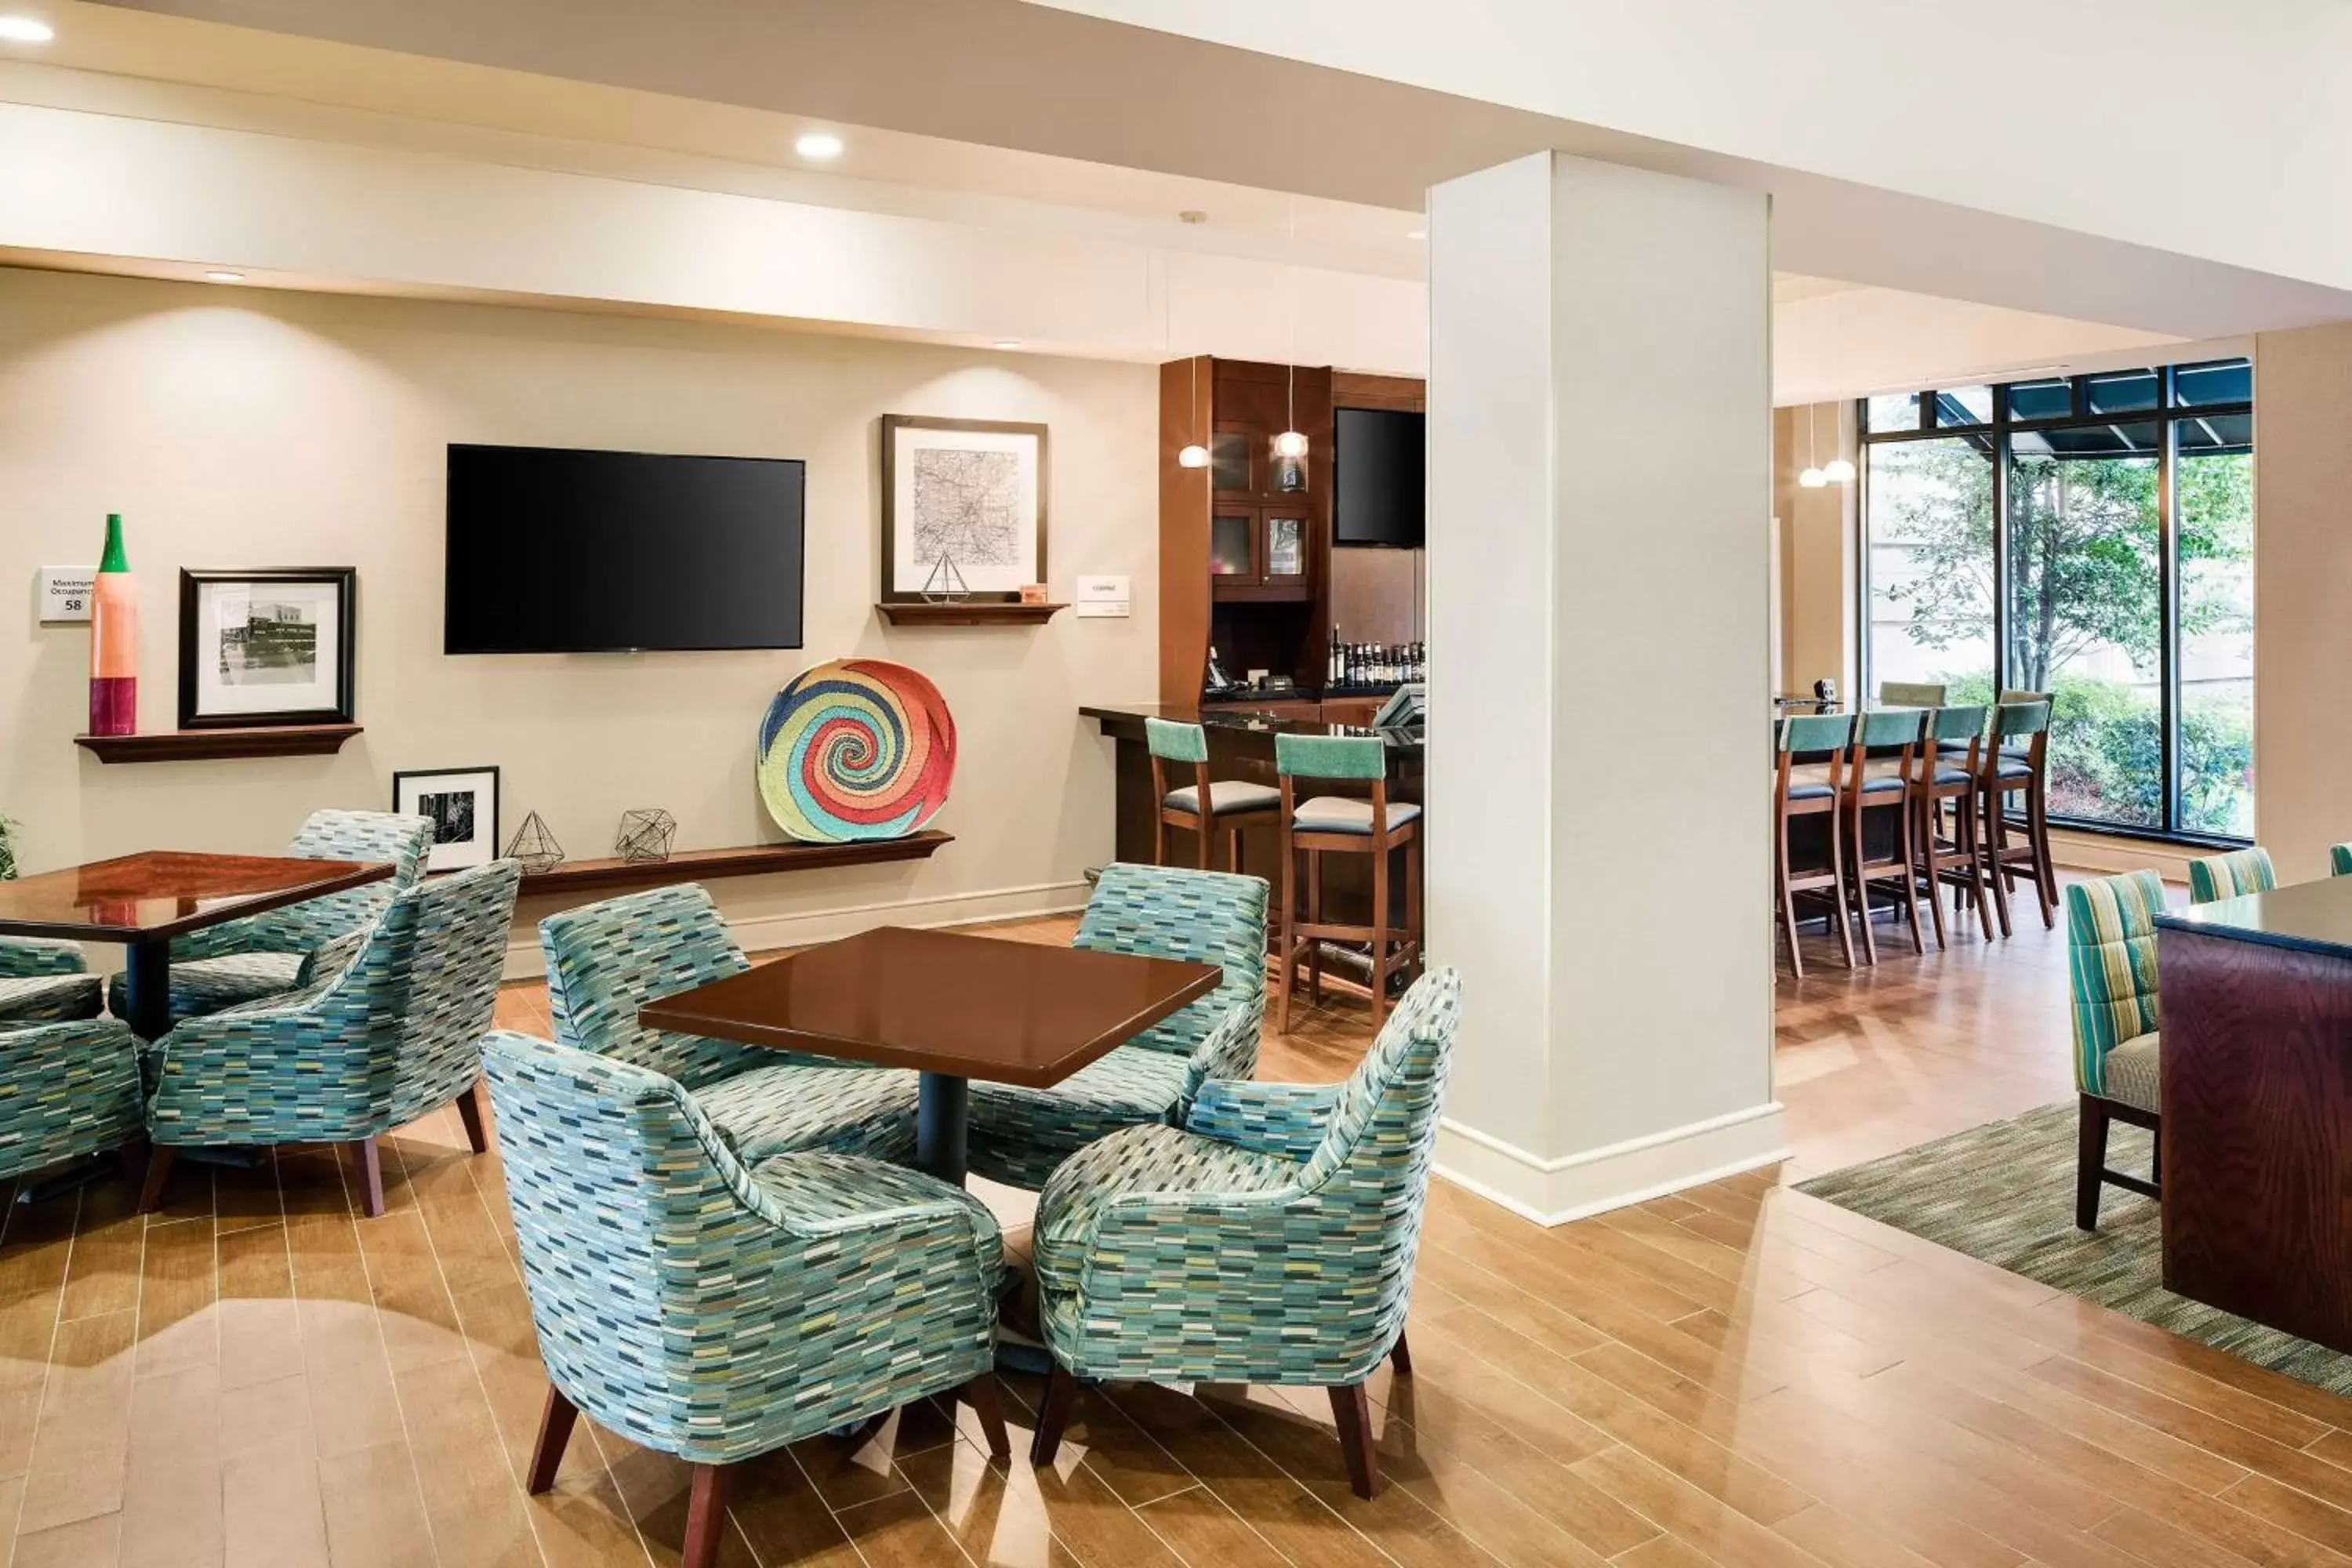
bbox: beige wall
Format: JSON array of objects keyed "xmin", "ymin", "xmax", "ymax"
[
  {"xmin": 0, "ymin": 267, "xmax": 1161, "ymax": 965},
  {"xmin": 1770, "ymin": 401, "xmax": 1856, "ymax": 702},
  {"xmin": 2252, "ymin": 322, "xmax": 2352, "ymax": 882}
]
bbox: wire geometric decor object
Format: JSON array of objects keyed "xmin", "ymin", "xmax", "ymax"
[
  {"xmin": 504, "ymin": 811, "xmax": 564, "ymax": 873},
  {"xmin": 615, "ymin": 808, "xmax": 677, "ymax": 863}
]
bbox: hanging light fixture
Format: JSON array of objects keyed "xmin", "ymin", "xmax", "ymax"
[
  {"xmin": 1169, "ymin": 259, "xmax": 1210, "ymax": 468},
  {"xmin": 1798, "ymin": 401, "xmax": 1828, "ymax": 488},
  {"xmin": 1274, "ymin": 194, "xmax": 1308, "ymax": 460},
  {"xmin": 1820, "ymin": 292, "xmax": 1857, "ymax": 483}
]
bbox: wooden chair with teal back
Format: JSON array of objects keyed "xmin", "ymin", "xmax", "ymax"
[
  {"xmin": 1915, "ymin": 704, "xmax": 1994, "ymax": 946},
  {"xmin": 2335, "ymin": 844, "xmax": 2352, "ymax": 878},
  {"xmin": 1275, "ymin": 731, "xmax": 1419, "ymax": 1031},
  {"xmin": 1775, "ymin": 712, "xmax": 1857, "ymax": 978},
  {"xmin": 2066, "ymin": 869, "xmax": 2165, "ymax": 1230},
  {"xmin": 1878, "ymin": 681, "xmax": 1947, "ymax": 708},
  {"xmin": 1147, "ymin": 717, "xmax": 1281, "ymax": 873},
  {"xmin": 2187, "ymin": 847, "xmax": 2275, "ymax": 905},
  {"xmin": 1979, "ymin": 699, "xmax": 2056, "ymax": 935},
  {"xmin": 1846, "ymin": 707, "xmax": 1929, "ymax": 962}
]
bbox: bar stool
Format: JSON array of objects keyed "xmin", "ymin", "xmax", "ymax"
[
  {"xmin": 1846, "ymin": 707, "xmax": 1928, "ymax": 963},
  {"xmin": 1774, "ymin": 712, "xmax": 1856, "ymax": 979},
  {"xmin": 1146, "ymin": 717, "xmax": 1281, "ymax": 872},
  {"xmin": 1978, "ymin": 699, "xmax": 2056, "ymax": 935},
  {"xmin": 1913, "ymin": 704, "xmax": 1994, "ymax": 946},
  {"xmin": 1273, "ymin": 732, "xmax": 1420, "ymax": 1032}
]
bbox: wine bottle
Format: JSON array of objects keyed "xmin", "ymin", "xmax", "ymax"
[{"xmin": 89, "ymin": 513, "xmax": 136, "ymax": 736}]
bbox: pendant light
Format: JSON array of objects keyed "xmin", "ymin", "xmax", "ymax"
[
  {"xmin": 1274, "ymin": 194, "xmax": 1308, "ymax": 460},
  {"xmin": 1169, "ymin": 259, "xmax": 1210, "ymax": 467},
  {"xmin": 1819, "ymin": 292, "xmax": 1857, "ymax": 483},
  {"xmin": 1798, "ymin": 401, "xmax": 1828, "ymax": 488}
]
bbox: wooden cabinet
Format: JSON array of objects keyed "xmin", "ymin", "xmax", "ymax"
[{"xmin": 1210, "ymin": 505, "xmax": 1313, "ymax": 599}]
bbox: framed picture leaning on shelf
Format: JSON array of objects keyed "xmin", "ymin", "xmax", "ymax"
[
  {"xmin": 177, "ymin": 567, "xmax": 356, "ymax": 729},
  {"xmin": 393, "ymin": 766, "xmax": 500, "ymax": 873},
  {"xmin": 879, "ymin": 416, "xmax": 1047, "ymax": 604}
]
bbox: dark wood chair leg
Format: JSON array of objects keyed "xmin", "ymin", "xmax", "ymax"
[
  {"xmin": 962, "ymin": 1374, "xmax": 1011, "ymax": 1462},
  {"xmin": 1896, "ymin": 794, "xmax": 1926, "ymax": 955},
  {"xmin": 1848, "ymin": 797, "xmax": 1878, "ymax": 967},
  {"xmin": 456, "ymin": 1082, "xmax": 489, "ymax": 1155},
  {"xmin": 2076, "ymin": 1094, "xmax": 2110, "ymax": 1232},
  {"xmin": 350, "ymin": 1138, "xmax": 387, "ymax": 1218},
  {"xmin": 1827, "ymin": 811, "xmax": 1857, "ymax": 970},
  {"xmin": 136, "ymin": 1145, "xmax": 177, "ymax": 1214},
  {"xmin": 1982, "ymin": 788, "xmax": 2014, "ymax": 938},
  {"xmin": 1329, "ymin": 1382, "xmax": 1379, "ymax": 1499},
  {"xmin": 1305, "ymin": 850, "xmax": 1323, "ymax": 1004},
  {"xmin": 1276, "ymin": 841, "xmax": 1298, "ymax": 1037},
  {"xmin": 1369, "ymin": 836, "xmax": 1391, "ymax": 1029},
  {"xmin": 1776, "ymin": 807, "xmax": 1805, "ymax": 981},
  {"xmin": 1391, "ymin": 1330, "xmax": 1413, "ymax": 1376},
  {"xmin": 681, "ymin": 1462, "xmax": 730, "ymax": 1568},
  {"xmin": 1405, "ymin": 835, "xmax": 1423, "ymax": 985},
  {"xmin": 1917, "ymin": 796, "xmax": 1949, "ymax": 951},
  {"xmin": 526, "ymin": 1385, "xmax": 579, "ymax": 1494},
  {"xmin": 1029, "ymin": 1364, "xmax": 1078, "ymax": 1466},
  {"xmin": 2027, "ymin": 787, "xmax": 2058, "ymax": 928}
]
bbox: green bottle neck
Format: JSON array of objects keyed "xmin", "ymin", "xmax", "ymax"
[{"xmin": 98, "ymin": 514, "xmax": 127, "ymax": 574}]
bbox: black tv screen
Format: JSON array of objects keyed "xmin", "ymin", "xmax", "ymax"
[
  {"xmin": 1334, "ymin": 407, "xmax": 1426, "ymax": 547},
  {"xmin": 445, "ymin": 444, "xmax": 805, "ymax": 654}
]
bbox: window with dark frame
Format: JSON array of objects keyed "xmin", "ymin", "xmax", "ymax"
[{"xmin": 1858, "ymin": 358, "xmax": 2254, "ymax": 844}]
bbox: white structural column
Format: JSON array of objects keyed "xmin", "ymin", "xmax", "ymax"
[{"xmin": 1425, "ymin": 152, "xmax": 1781, "ymax": 1225}]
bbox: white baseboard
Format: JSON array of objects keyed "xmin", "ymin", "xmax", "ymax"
[
  {"xmin": 1433, "ymin": 1101, "xmax": 1789, "ymax": 1226},
  {"xmin": 501, "ymin": 879, "xmax": 1094, "ymax": 979}
]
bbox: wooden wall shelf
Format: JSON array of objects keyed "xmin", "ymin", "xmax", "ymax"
[
  {"xmin": 515, "ymin": 830, "xmax": 952, "ymax": 897},
  {"xmin": 876, "ymin": 601, "xmax": 1065, "ymax": 627},
  {"xmin": 75, "ymin": 724, "xmax": 364, "ymax": 764}
]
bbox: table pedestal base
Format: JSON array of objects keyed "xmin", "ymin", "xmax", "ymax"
[{"xmin": 917, "ymin": 1072, "xmax": 970, "ymax": 1186}]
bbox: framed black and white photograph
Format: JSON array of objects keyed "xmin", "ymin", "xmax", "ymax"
[
  {"xmin": 880, "ymin": 416, "xmax": 1047, "ymax": 603},
  {"xmin": 177, "ymin": 568, "xmax": 356, "ymax": 730},
  {"xmin": 393, "ymin": 766, "xmax": 500, "ymax": 873}
]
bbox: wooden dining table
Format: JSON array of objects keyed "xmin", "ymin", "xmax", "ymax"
[
  {"xmin": 0, "ymin": 850, "xmax": 396, "ymax": 1040},
  {"xmin": 638, "ymin": 925, "xmax": 1223, "ymax": 1185}
]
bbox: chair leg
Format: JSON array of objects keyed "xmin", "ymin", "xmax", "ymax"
[
  {"xmin": 1983, "ymin": 789, "xmax": 2014, "ymax": 939},
  {"xmin": 2076, "ymin": 1095, "xmax": 2111, "ymax": 1232},
  {"xmin": 1897, "ymin": 795, "xmax": 1926, "ymax": 956},
  {"xmin": 1958, "ymin": 800, "xmax": 1994, "ymax": 941},
  {"xmin": 962, "ymin": 1375, "xmax": 1011, "ymax": 1463},
  {"xmin": 1152, "ymin": 811, "xmax": 1167, "ymax": 869},
  {"xmin": 1306, "ymin": 851, "xmax": 1323, "ymax": 1004},
  {"xmin": 1405, "ymin": 836, "xmax": 1423, "ymax": 985},
  {"xmin": 1391, "ymin": 1330, "xmax": 1413, "ymax": 1376},
  {"xmin": 1029, "ymin": 1364, "xmax": 1079, "ymax": 1466},
  {"xmin": 456, "ymin": 1081, "xmax": 489, "ymax": 1155},
  {"xmin": 1827, "ymin": 815, "xmax": 1857, "ymax": 970},
  {"xmin": 1775, "ymin": 810, "xmax": 1805, "ymax": 981},
  {"xmin": 1329, "ymin": 1382, "xmax": 1380, "ymax": 1500},
  {"xmin": 2028, "ymin": 787, "xmax": 2058, "ymax": 928},
  {"xmin": 681, "ymin": 1462, "xmax": 731, "ymax": 1568},
  {"xmin": 1226, "ymin": 825, "xmax": 1244, "ymax": 875},
  {"xmin": 1849, "ymin": 800, "xmax": 1878, "ymax": 967},
  {"xmin": 350, "ymin": 1138, "xmax": 387, "ymax": 1219},
  {"xmin": 1370, "ymin": 838, "xmax": 1392, "ymax": 1029},
  {"xmin": 136, "ymin": 1145, "xmax": 177, "ymax": 1214},
  {"xmin": 1276, "ymin": 842, "xmax": 1298, "ymax": 1037},
  {"xmin": 1918, "ymin": 797, "xmax": 1949, "ymax": 951},
  {"xmin": 526, "ymin": 1385, "xmax": 578, "ymax": 1494}
]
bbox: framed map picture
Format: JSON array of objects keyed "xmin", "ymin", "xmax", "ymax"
[{"xmin": 880, "ymin": 416, "xmax": 1048, "ymax": 603}]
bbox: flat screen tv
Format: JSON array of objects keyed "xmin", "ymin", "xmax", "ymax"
[
  {"xmin": 1334, "ymin": 406, "xmax": 1426, "ymax": 548},
  {"xmin": 445, "ymin": 444, "xmax": 805, "ymax": 653}
]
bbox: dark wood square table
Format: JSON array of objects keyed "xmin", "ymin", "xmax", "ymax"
[
  {"xmin": 639, "ymin": 925, "xmax": 1223, "ymax": 1185},
  {"xmin": 0, "ymin": 850, "xmax": 397, "ymax": 1040}
]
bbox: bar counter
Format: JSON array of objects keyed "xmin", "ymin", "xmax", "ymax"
[{"xmin": 1081, "ymin": 702, "xmax": 1421, "ymax": 931}]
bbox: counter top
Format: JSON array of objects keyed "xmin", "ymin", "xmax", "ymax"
[
  {"xmin": 2157, "ymin": 875, "xmax": 2352, "ymax": 961},
  {"xmin": 1081, "ymin": 702, "xmax": 1421, "ymax": 753}
]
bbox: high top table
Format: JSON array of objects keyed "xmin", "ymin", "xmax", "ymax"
[
  {"xmin": 0, "ymin": 850, "xmax": 396, "ymax": 1040},
  {"xmin": 638, "ymin": 924, "xmax": 1222, "ymax": 1185},
  {"xmin": 2158, "ymin": 875, "xmax": 2352, "ymax": 1352}
]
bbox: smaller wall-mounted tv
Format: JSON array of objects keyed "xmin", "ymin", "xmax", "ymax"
[
  {"xmin": 1334, "ymin": 407, "xmax": 1426, "ymax": 548},
  {"xmin": 445, "ymin": 443, "xmax": 805, "ymax": 654}
]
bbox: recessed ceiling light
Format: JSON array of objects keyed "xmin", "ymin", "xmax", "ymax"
[
  {"xmin": 991, "ymin": 339, "xmax": 1022, "ymax": 350},
  {"xmin": 1178, "ymin": 210, "xmax": 1207, "ymax": 226},
  {"xmin": 0, "ymin": 15, "xmax": 55, "ymax": 42},
  {"xmin": 204, "ymin": 270, "xmax": 245, "ymax": 283},
  {"xmin": 1406, "ymin": 228, "xmax": 1427, "ymax": 241},
  {"xmin": 793, "ymin": 131, "xmax": 844, "ymax": 161}
]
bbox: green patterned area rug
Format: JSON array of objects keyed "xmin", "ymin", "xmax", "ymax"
[{"xmin": 1795, "ymin": 1101, "xmax": 2352, "ymax": 1395}]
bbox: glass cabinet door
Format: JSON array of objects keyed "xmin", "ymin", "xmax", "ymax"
[
  {"xmin": 1210, "ymin": 432, "xmax": 1251, "ymax": 493},
  {"xmin": 1264, "ymin": 514, "xmax": 1307, "ymax": 579},
  {"xmin": 1210, "ymin": 512, "xmax": 1255, "ymax": 578}
]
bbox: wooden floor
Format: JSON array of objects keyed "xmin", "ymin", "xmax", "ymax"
[{"xmin": 19, "ymin": 898, "xmax": 2352, "ymax": 1568}]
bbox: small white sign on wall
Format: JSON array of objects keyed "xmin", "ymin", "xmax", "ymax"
[
  {"xmin": 38, "ymin": 567, "xmax": 94, "ymax": 623},
  {"xmin": 1074, "ymin": 574, "xmax": 1131, "ymax": 619}
]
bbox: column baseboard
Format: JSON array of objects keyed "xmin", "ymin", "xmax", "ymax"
[{"xmin": 1434, "ymin": 1101, "xmax": 1788, "ymax": 1227}]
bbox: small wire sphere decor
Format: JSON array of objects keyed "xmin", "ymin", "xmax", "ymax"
[{"xmin": 757, "ymin": 658, "xmax": 956, "ymax": 843}]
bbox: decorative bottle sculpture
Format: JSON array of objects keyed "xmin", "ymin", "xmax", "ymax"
[{"xmin": 88, "ymin": 513, "xmax": 136, "ymax": 736}]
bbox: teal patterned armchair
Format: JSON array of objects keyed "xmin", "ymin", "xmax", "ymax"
[
  {"xmin": 109, "ymin": 809, "xmax": 435, "ymax": 1026},
  {"xmin": 2066, "ymin": 869, "xmax": 2165, "ymax": 1231},
  {"xmin": 2187, "ymin": 845, "xmax": 2275, "ymax": 905},
  {"xmin": 1026, "ymin": 965, "xmax": 1459, "ymax": 1499},
  {"xmin": 140, "ymin": 858, "xmax": 521, "ymax": 1218},
  {"xmin": 483, "ymin": 1029, "xmax": 1009, "ymax": 1568},
  {"xmin": 967, "ymin": 861, "xmax": 1268, "ymax": 1189},
  {"xmin": 0, "ymin": 938, "xmax": 101, "ymax": 1026},
  {"xmin": 1, "ymin": 1014, "xmax": 144, "ymax": 1205},
  {"xmin": 539, "ymin": 883, "xmax": 919, "ymax": 1165}
]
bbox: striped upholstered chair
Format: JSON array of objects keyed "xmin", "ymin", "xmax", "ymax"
[
  {"xmin": 483, "ymin": 1029, "xmax": 1009, "ymax": 1568},
  {"xmin": 0, "ymin": 938, "xmax": 103, "ymax": 1026},
  {"xmin": 539, "ymin": 884, "xmax": 919, "ymax": 1164},
  {"xmin": 1027, "ymin": 966, "xmax": 1459, "ymax": 1499},
  {"xmin": 140, "ymin": 858, "xmax": 521, "ymax": 1218},
  {"xmin": 2187, "ymin": 846, "xmax": 2275, "ymax": 905},
  {"xmin": 108, "ymin": 809, "xmax": 435, "ymax": 1026},
  {"xmin": 1, "ymin": 1014, "xmax": 145, "ymax": 1211},
  {"xmin": 967, "ymin": 861, "xmax": 1266, "ymax": 1189},
  {"xmin": 2067, "ymin": 869, "xmax": 2165, "ymax": 1231}
]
